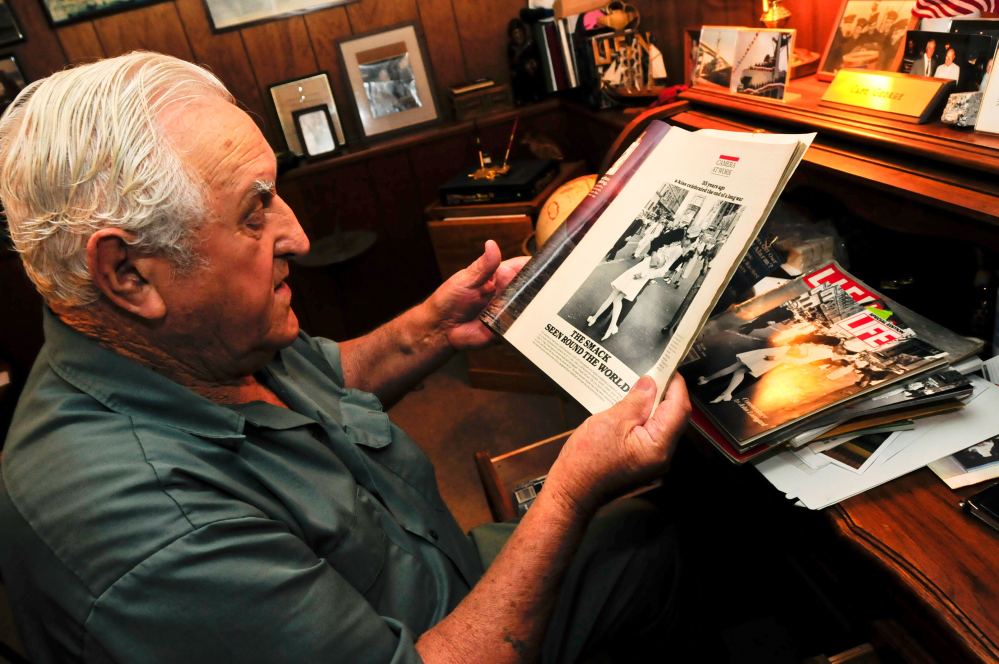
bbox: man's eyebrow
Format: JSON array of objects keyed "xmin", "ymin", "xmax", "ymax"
[{"xmin": 250, "ymin": 179, "xmax": 275, "ymax": 197}]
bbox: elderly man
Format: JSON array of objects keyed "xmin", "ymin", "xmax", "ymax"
[{"xmin": 0, "ymin": 52, "xmax": 689, "ymax": 663}]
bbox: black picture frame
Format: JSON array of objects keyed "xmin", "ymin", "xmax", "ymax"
[
  {"xmin": 0, "ymin": 0, "xmax": 24, "ymax": 47},
  {"xmin": 0, "ymin": 54, "xmax": 26, "ymax": 115},
  {"xmin": 202, "ymin": 0, "xmax": 357, "ymax": 32},
  {"xmin": 292, "ymin": 105, "xmax": 338, "ymax": 159},
  {"xmin": 39, "ymin": 0, "xmax": 169, "ymax": 27}
]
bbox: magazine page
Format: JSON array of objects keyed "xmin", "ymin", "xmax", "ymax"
[
  {"xmin": 682, "ymin": 263, "xmax": 951, "ymax": 448},
  {"xmin": 498, "ymin": 128, "xmax": 812, "ymax": 414},
  {"xmin": 482, "ymin": 121, "xmax": 673, "ymax": 337}
]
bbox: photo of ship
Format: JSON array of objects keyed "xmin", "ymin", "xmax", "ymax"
[
  {"xmin": 732, "ymin": 30, "xmax": 793, "ymax": 99},
  {"xmin": 695, "ymin": 26, "xmax": 737, "ymax": 89}
]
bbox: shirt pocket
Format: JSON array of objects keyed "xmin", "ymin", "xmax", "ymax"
[
  {"xmin": 338, "ymin": 389, "xmax": 392, "ymax": 450},
  {"xmin": 321, "ymin": 484, "xmax": 388, "ymax": 595}
]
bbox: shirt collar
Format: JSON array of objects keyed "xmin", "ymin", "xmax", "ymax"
[{"xmin": 43, "ymin": 309, "xmax": 247, "ymax": 444}]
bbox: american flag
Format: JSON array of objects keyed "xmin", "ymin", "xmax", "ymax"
[{"xmin": 912, "ymin": 0, "xmax": 997, "ymax": 18}]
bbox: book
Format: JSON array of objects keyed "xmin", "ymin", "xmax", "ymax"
[
  {"xmin": 480, "ymin": 121, "xmax": 814, "ymax": 414},
  {"xmin": 438, "ymin": 159, "xmax": 558, "ymax": 206},
  {"xmin": 681, "ymin": 262, "xmax": 978, "ymax": 461}
]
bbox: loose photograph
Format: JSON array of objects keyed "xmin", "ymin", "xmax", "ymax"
[
  {"xmin": 953, "ymin": 434, "xmax": 999, "ymax": 471},
  {"xmin": 819, "ymin": 0, "xmax": 915, "ymax": 79},
  {"xmin": 732, "ymin": 29, "xmax": 793, "ymax": 99},
  {"xmin": 556, "ymin": 181, "xmax": 742, "ymax": 374},
  {"xmin": 694, "ymin": 26, "xmax": 738, "ymax": 90},
  {"xmin": 821, "ymin": 432, "xmax": 893, "ymax": 472}
]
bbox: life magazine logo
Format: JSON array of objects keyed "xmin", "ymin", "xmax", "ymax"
[{"xmin": 712, "ymin": 154, "xmax": 739, "ymax": 177}]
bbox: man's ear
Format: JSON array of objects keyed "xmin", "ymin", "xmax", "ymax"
[{"xmin": 86, "ymin": 229, "xmax": 167, "ymax": 320}]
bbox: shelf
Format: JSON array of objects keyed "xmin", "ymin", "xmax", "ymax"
[{"xmin": 279, "ymin": 99, "xmax": 562, "ymax": 182}]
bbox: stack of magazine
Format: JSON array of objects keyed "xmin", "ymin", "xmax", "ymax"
[
  {"xmin": 482, "ymin": 120, "xmax": 981, "ymax": 466},
  {"xmin": 681, "ymin": 262, "xmax": 980, "ymax": 464}
]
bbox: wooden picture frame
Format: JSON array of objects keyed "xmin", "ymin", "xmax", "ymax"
[
  {"xmin": 0, "ymin": 54, "xmax": 26, "ymax": 115},
  {"xmin": 269, "ymin": 72, "xmax": 345, "ymax": 157},
  {"xmin": 337, "ymin": 23, "xmax": 439, "ymax": 140},
  {"xmin": 293, "ymin": 105, "xmax": 338, "ymax": 159},
  {"xmin": 0, "ymin": 0, "xmax": 23, "ymax": 46},
  {"xmin": 39, "ymin": 0, "xmax": 168, "ymax": 26},
  {"xmin": 202, "ymin": 0, "xmax": 356, "ymax": 31},
  {"xmin": 817, "ymin": 0, "xmax": 917, "ymax": 82}
]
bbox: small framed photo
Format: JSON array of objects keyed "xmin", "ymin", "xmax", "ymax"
[
  {"xmin": 202, "ymin": 0, "xmax": 357, "ymax": 32},
  {"xmin": 0, "ymin": 54, "xmax": 26, "ymax": 115},
  {"xmin": 0, "ymin": 0, "xmax": 24, "ymax": 47},
  {"xmin": 269, "ymin": 72, "xmax": 345, "ymax": 157},
  {"xmin": 338, "ymin": 23, "xmax": 439, "ymax": 140},
  {"xmin": 293, "ymin": 105, "xmax": 338, "ymax": 158},
  {"xmin": 40, "ymin": 0, "xmax": 167, "ymax": 26},
  {"xmin": 818, "ymin": 0, "xmax": 917, "ymax": 81}
]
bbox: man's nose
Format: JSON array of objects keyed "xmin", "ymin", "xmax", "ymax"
[{"xmin": 274, "ymin": 196, "xmax": 310, "ymax": 258}]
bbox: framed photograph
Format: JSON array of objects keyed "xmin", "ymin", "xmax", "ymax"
[
  {"xmin": 40, "ymin": 0, "xmax": 167, "ymax": 26},
  {"xmin": 818, "ymin": 0, "xmax": 917, "ymax": 81},
  {"xmin": 901, "ymin": 30, "xmax": 994, "ymax": 92},
  {"xmin": 293, "ymin": 105, "xmax": 338, "ymax": 158},
  {"xmin": 0, "ymin": 54, "xmax": 26, "ymax": 115},
  {"xmin": 0, "ymin": 0, "xmax": 23, "ymax": 46},
  {"xmin": 203, "ymin": 0, "xmax": 356, "ymax": 31},
  {"xmin": 694, "ymin": 26, "xmax": 739, "ymax": 90},
  {"xmin": 732, "ymin": 29, "xmax": 794, "ymax": 100},
  {"xmin": 338, "ymin": 23, "xmax": 439, "ymax": 140},
  {"xmin": 269, "ymin": 73, "xmax": 345, "ymax": 157}
]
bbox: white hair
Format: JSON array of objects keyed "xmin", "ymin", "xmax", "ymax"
[{"xmin": 0, "ymin": 51, "xmax": 234, "ymax": 306}]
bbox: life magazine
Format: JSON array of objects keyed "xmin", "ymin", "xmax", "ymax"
[
  {"xmin": 682, "ymin": 263, "xmax": 953, "ymax": 449},
  {"xmin": 480, "ymin": 121, "xmax": 814, "ymax": 413}
]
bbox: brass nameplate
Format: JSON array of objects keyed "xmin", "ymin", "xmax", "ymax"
[{"xmin": 820, "ymin": 70, "xmax": 953, "ymax": 124}]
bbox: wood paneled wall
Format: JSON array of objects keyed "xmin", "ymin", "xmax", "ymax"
[
  {"xmin": 3, "ymin": 0, "xmax": 831, "ymax": 151},
  {"xmin": 3, "ymin": 0, "xmax": 533, "ymax": 148}
]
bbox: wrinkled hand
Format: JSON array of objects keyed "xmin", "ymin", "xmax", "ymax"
[
  {"xmin": 428, "ymin": 240, "xmax": 529, "ymax": 351},
  {"xmin": 547, "ymin": 375, "xmax": 690, "ymax": 516}
]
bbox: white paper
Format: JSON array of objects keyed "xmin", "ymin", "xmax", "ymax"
[{"xmin": 754, "ymin": 376, "xmax": 999, "ymax": 509}]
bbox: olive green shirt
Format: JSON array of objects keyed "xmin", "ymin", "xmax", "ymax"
[{"xmin": 0, "ymin": 311, "xmax": 483, "ymax": 663}]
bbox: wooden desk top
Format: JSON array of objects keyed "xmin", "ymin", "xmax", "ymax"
[
  {"xmin": 830, "ymin": 468, "xmax": 999, "ymax": 662},
  {"xmin": 478, "ymin": 431, "xmax": 999, "ymax": 661}
]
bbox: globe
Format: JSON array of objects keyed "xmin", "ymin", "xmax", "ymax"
[{"xmin": 535, "ymin": 174, "xmax": 598, "ymax": 248}]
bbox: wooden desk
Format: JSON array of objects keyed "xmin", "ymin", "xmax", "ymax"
[
  {"xmin": 831, "ymin": 469, "xmax": 998, "ymax": 662},
  {"xmin": 476, "ymin": 432, "xmax": 999, "ymax": 662}
]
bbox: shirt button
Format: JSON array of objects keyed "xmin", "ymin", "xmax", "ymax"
[{"xmin": 428, "ymin": 529, "xmax": 439, "ymax": 540}]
